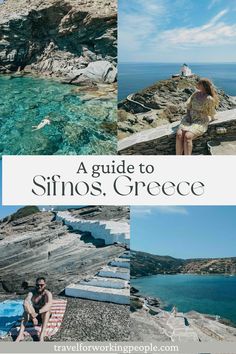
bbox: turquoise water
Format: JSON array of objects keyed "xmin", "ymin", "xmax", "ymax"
[
  {"xmin": 0, "ymin": 300, "xmax": 23, "ymax": 337},
  {"xmin": 0, "ymin": 76, "xmax": 116, "ymax": 156},
  {"xmin": 118, "ymin": 63, "xmax": 236, "ymax": 100},
  {"xmin": 132, "ymin": 274, "xmax": 236, "ymax": 324}
]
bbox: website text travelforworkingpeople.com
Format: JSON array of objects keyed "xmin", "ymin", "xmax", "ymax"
[{"xmin": 54, "ymin": 343, "xmax": 179, "ymax": 353}]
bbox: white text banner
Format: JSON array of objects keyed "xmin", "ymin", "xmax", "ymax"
[{"xmin": 2, "ymin": 155, "xmax": 236, "ymax": 205}]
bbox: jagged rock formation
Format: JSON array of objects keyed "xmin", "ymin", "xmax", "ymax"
[
  {"xmin": 118, "ymin": 76, "xmax": 236, "ymax": 139},
  {"xmin": 0, "ymin": 0, "xmax": 117, "ymax": 83},
  {"xmin": 0, "ymin": 206, "xmax": 129, "ymax": 295},
  {"xmin": 131, "ymin": 251, "xmax": 236, "ymax": 277}
]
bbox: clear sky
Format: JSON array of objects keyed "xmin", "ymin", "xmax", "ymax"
[
  {"xmin": 131, "ymin": 206, "xmax": 236, "ymax": 259},
  {"xmin": 119, "ymin": 0, "xmax": 236, "ymax": 63}
]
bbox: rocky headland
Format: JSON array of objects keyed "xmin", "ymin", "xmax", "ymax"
[
  {"xmin": 0, "ymin": 205, "xmax": 130, "ymax": 341},
  {"xmin": 118, "ymin": 75, "xmax": 235, "ymax": 139},
  {"xmin": 0, "ymin": 0, "xmax": 117, "ymax": 84},
  {"xmin": 131, "ymin": 250, "xmax": 236, "ymax": 277}
]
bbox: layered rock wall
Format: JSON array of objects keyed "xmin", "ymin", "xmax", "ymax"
[
  {"xmin": 0, "ymin": 0, "xmax": 117, "ymax": 82},
  {"xmin": 0, "ymin": 210, "xmax": 125, "ymax": 294}
]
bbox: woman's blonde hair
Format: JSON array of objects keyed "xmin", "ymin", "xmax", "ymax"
[{"xmin": 198, "ymin": 78, "xmax": 219, "ymax": 107}]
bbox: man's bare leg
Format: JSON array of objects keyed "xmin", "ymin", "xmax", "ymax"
[
  {"xmin": 15, "ymin": 312, "xmax": 29, "ymax": 342},
  {"xmin": 39, "ymin": 311, "xmax": 50, "ymax": 342},
  {"xmin": 15, "ymin": 302, "xmax": 37, "ymax": 342}
]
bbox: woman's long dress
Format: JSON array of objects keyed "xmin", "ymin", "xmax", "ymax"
[{"xmin": 179, "ymin": 92, "xmax": 216, "ymax": 137}]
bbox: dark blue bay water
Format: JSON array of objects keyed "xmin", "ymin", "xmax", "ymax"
[
  {"xmin": 118, "ymin": 63, "xmax": 236, "ymax": 100},
  {"xmin": 132, "ymin": 274, "xmax": 236, "ymax": 324}
]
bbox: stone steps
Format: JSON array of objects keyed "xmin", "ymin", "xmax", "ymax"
[
  {"xmin": 65, "ymin": 283, "xmax": 130, "ymax": 305},
  {"xmin": 56, "ymin": 211, "xmax": 130, "ymax": 246},
  {"xmin": 98, "ymin": 266, "xmax": 130, "ymax": 280},
  {"xmin": 119, "ymin": 251, "xmax": 130, "ymax": 259},
  {"xmin": 65, "ymin": 252, "xmax": 130, "ymax": 304},
  {"xmin": 109, "ymin": 258, "xmax": 130, "ymax": 268},
  {"xmin": 80, "ymin": 276, "xmax": 129, "ymax": 289}
]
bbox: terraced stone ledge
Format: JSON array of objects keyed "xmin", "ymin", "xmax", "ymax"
[
  {"xmin": 65, "ymin": 251, "xmax": 130, "ymax": 305},
  {"xmin": 118, "ymin": 109, "xmax": 236, "ymax": 155}
]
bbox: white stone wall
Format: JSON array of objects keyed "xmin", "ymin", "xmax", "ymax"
[
  {"xmin": 56, "ymin": 212, "xmax": 130, "ymax": 246},
  {"xmin": 65, "ymin": 284, "xmax": 130, "ymax": 305},
  {"xmin": 80, "ymin": 277, "xmax": 128, "ymax": 289}
]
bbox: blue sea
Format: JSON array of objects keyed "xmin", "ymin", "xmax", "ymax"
[
  {"xmin": 118, "ymin": 63, "xmax": 236, "ymax": 101},
  {"xmin": 0, "ymin": 76, "xmax": 116, "ymax": 156},
  {"xmin": 132, "ymin": 274, "xmax": 236, "ymax": 324}
]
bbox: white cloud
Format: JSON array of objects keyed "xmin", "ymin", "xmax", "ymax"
[
  {"xmin": 154, "ymin": 206, "xmax": 189, "ymax": 215},
  {"xmin": 131, "ymin": 207, "xmax": 152, "ymax": 216},
  {"xmin": 132, "ymin": 206, "xmax": 189, "ymax": 216},
  {"xmin": 119, "ymin": 0, "xmax": 166, "ymax": 60},
  {"xmin": 158, "ymin": 9, "xmax": 236, "ymax": 47}
]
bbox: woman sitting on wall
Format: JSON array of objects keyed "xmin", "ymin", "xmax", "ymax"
[{"xmin": 176, "ymin": 78, "xmax": 219, "ymax": 155}]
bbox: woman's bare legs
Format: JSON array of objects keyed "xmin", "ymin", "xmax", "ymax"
[
  {"xmin": 176, "ymin": 129, "xmax": 185, "ymax": 155},
  {"xmin": 184, "ymin": 132, "xmax": 195, "ymax": 155}
]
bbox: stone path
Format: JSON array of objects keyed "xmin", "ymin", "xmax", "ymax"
[
  {"xmin": 127, "ymin": 94, "xmax": 152, "ymax": 111},
  {"xmin": 166, "ymin": 313, "xmax": 199, "ymax": 342},
  {"xmin": 138, "ymin": 300, "xmax": 200, "ymax": 343},
  {"xmin": 65, "ymin": 251, "xmax": 130, "ymax": 305}
]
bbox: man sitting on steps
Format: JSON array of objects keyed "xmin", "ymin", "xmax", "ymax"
[{"xmin": 16, "ymin": 277, "xmax": 52, "ymax": 342}]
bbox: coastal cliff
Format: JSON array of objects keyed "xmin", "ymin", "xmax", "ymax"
[
  {"xmin": 0, "ymin": 0, "xmax": 117, "ymax": 83},
  {"xmin": 0, "ymin": 206, "xmax": 129, "ymax": 294},
  {"xmin": 131, "ymin": 250, "xmax": 236, "ymax": 277}
]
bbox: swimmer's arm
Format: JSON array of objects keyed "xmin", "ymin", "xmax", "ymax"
[{"xmin": 38, "ymin": 291, "xmax": 53, "ymax": 314}]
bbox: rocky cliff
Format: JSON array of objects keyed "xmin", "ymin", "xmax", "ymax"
[
  {"xmin": 118, "ymin": 76, "xmax": 236, "ymax": 139},
  {"xmin": 0, "ymin": 0, "xmax": 117, "ymax": 83},
  {"xmin": 131, "ymin": 250, "xmax": 236, "ymax": 277},
  {"xmin": 0, "ymin": 206, "xmax": 128, "ymax": 295}
]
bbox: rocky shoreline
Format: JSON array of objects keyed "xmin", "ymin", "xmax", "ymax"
[
  {"xmin": 130, "ymin": 288, "xmax": 236, "ymax": 342},
  {"xmin": 0, "ymin": 0, "xmax": 117, "ymax": 85}
]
